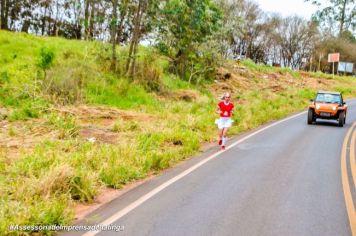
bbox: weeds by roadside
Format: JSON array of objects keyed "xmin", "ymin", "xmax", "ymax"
[{"xmin": 2, "ymin": 30, "xmax": 356, "ymax": 235}]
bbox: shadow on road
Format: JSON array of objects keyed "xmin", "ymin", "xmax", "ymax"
[{"xmin": 312, "ymin": 119, "xmax": 353, "ymax": 128}]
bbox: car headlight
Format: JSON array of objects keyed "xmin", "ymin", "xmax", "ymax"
[
  {"xmin": 333, "ymin": 106, "xmax": 337, "ymax": 111},
  {"xmin": 316, "ymin": 105, "xmax": 320, "ymax": 110}
]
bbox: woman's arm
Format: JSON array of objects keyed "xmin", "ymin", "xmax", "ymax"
[{"xmin": 216, "ymin": 105, "xmax": 221, "ymax": 114}]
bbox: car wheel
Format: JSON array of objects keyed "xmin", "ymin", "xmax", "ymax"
[
  {"xmin": 308, "ymin": 109, "xmax": 314, "ymax": 125},
  {"xmin": 338, "ymin": 111, "xmax": 345, "ymax": 127}
]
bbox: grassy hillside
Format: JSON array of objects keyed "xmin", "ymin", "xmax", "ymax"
[{"xmin": 1, "ymin": 30, "xmax": 356, "ymax": 235}]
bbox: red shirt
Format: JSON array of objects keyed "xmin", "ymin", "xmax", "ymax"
[{"xmin": 218, "ymin": 101, "xmax": 234, "ymax": 117}]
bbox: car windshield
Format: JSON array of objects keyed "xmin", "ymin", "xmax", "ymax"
[{"xmin": 315, "ymin": 93, "xmax": 341, "ymax": 104}]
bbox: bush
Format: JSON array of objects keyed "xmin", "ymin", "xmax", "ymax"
[
  {"xmin": 42, "ymin": 63, "xmax": 91, "ymax": 105},
  {"xmin": 0, "ymin": 195, "xmax": 73, "ymax": 235},
  {"xmin": 144, "ymin": 153, "xmax": 164, "ymax": 171},
  {"xmin": 8, "ymin": 98, "xmax": 49, "ymax": 121},
  {"xmin": 38, "ymin": 47, "xmax": 55, "ymax": 71},
  {"xmin": 47, "ymin": 114, "xmax": 79, "ymax": 139},
  {"xmin": 298, "ymin": 88, "xmax": 315, "ymax": 100},
  {"xmin": 69, "ymin": 169, "xmax": 98, "ymax": 202},
  {"xmin": 99, "ymin": 147, "xmax": 143, "ymax": 188},
  {"xmin": 38, "ymin": 47, "xmax": 55, "ymax": 82},
  {"xmin": 114, "ymin": 48, "xmax": 165, "ymax": 92},
  {"xmin": 241, "ymin": 59, "xmax": 273, "ymax": 73},
  {"xmin": 112, "ymin": 119, "xmax": 140, "ymax": 133},
  {"xmin": 334, "ymin": 86, "xmax": 354, "ymax": 95},
  {"xmin": 0, "ymin": 71, "xmax": 9, "ymax": 84},
  {"xmin": 134, "ymin": 52, "xmax": 164, "ymax": 92},
  {"xmin": 85, "ymin": 77, "xmax": 159, "ymax": 109},
  {"xmin": 100, "ymin": 164, "xmax": 141, "ymax": 189}
]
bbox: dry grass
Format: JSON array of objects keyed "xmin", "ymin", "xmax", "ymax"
[{"xmin": 2, "ymin": 44, "xmax": 356, "ymax": 235}]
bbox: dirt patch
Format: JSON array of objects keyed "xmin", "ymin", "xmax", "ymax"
[
  {"xmin": 0, "ymin": 119, "xmax": 59, "ymax": 157},
  {"xmin": 299, "ymin": 71, "xmax": 309, "ymax": 77},
  {"xmin": 301, "ymin": 76, "xmax": 332, "ymax": 90},
  {"xmin": 212, "ymin": 66, "xmax": 259, "ymax": 99},
  {"xmin": 79, "ymin": 126, "xmax": 119, "ymax": 144},
  {"xmin": 236, "ymin": 99, "xmax": 249, "ymax": 105},
  {"xmin": 1, "ymin": 105, "xmax": 158, "ymax": 158},
  {"xmin": 211, "ymin": 65, "xmax": 335, "ymax": 102},
  {"xmin": 0, "ymin": 107, "xmax": 9, "ymax": 120},
  {"xmin": 267, "ymin": 73, "xmax": 279, "ymax": 80},
  {"xmin": 174, "ymin": 90, "xmax": 200, "ymax": 102},
  {"xmin": 0, "ymin": 120, "xmax": 9, "ymax": 128},
  {"xmin": 227, "ymin": 64, "xmax": 255, "ymax": 78},
  {"xmin": 262, "ymin": 84, "xmax": 285, "ymax": 93},
  {"xmin": 216, "ymin": 67, "xmax": 233, "ymax": 81},
  {"xmin": 55, "ymin": 105, "xmax": 155, "ymax": 122},
  {"xmin": 155, "ymin": 89, "xmax": 202, "ymax": 103},
  {"xmin": 211, "ymin": 78, "xmax": 250, "ymax": 99}
]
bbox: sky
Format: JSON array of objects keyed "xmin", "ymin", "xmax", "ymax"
[{"xmin": 254, "ymin": 0, "xmax": 321, "ymax": 19}]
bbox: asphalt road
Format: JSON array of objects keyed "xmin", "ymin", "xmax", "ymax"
[{"xmin": 65, "ymin": 100, "xmax": 356, "ymax": 236}]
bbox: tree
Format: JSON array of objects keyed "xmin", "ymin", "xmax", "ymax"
[
  {"xmin": 305, "ymin": 0, "xmax": 356, "ymax": 36},
  {"xmin": 260, "ymin": 14, "xmax": 283, "ymax": 65},
  {"xmin": 116, "ymin": 0, "xmax": 130, "ymax": 44},
  {"xmin": 340, "ymin": 30, "xmax": 356, "ymax": 43},
  {"xmin": 275, "ymin": 16, "xmax": 319, "ymax": 69},
  {"xmin": 125, "ymin": 0, "xmax": 143, "ymax": 76},
  {"xmin": 64, "ymin": 0, "xmax": 84, "ymax": 39},
  {"xmin": 125, "ymin": 0, "xmax": 159, "ymax": 78},
  {"xmin": 213, "ymin": 0, "xmax": 245, "ymax": 59},
  {"xmin": 0, "ymin": 0, "xmax": 9, "ymax": 30},
  {"xmin": 157, "ymin": 0, "xmax": 221, "ymax": 79},
  {"xmin": 313, "ymin": 37, "xmax": 356, "ymax": 72},
  {"xmin": 84, "ymin": 0, "xmax": 97, "ymax": 40},
  {"xmin": 39, "ymin": 0, "xmax": 52, "ymax": 35},
  {"xmin": 38, "ymin": 47, "xmax": 55, "ymax": 80},
  {"xmin": 214, "ymin": 0, "xmax": 275, "ymax": 63},
  {"xmin": 110, "ymin": 0, "xmax": 118, "ymax": 70}
]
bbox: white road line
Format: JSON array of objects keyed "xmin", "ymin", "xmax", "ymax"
[{"xmin": 83, "ymin": 111, "xmax": 306, "ymax": 236}]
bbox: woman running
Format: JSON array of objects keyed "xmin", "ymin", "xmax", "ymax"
[{"xmin": 215, "ymin": 92, "xmax": 234, "ymax": 150}]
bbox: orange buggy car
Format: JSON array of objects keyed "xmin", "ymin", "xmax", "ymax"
[{"xmin": 308, "ymin": 91, "xmax": 348, "ymax": 127}]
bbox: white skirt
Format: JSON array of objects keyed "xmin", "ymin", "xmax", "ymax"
[{"xmin": 215, "ymin": 117, "xmax": 233, "ymax": 129}]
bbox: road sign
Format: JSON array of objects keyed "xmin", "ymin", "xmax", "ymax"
[
  {"xmin": 328, "ymin": 53, "xmax": 340, "ymax": 63},
  {"xmin": 338, "ymin": 62, "xmax": 354, "ymax": 73},
  {"xmin": 328, "ymin": 53, "xmax": 340, "ymax": 78}
]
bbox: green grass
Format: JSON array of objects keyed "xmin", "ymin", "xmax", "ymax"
[
  {"xmin": 241, "ymin": 59, "xmax": 274, "ymax": 73},
  {"xmin": 241, "ymin": 59, "xmax": 302, "ymax": 80},
  {"xmin": 162, "ymin": 74, "xmax": 193, "ymax": 90},
  {"xmin": 46, "ymin": 113, "xmax": 79, "ymax": 139},
  {"xmin": 2, "ymin": 30, "xmax": 356, "ymax": 235},
  {"xmin": 0, "ymin": 30, "xmax": 163, "ymax": 115},
  {"xmin": 85, "ymin": 76, "xmax": 159, "ymax": 109}
]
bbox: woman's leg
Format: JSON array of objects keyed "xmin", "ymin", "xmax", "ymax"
[
  {"xmin": 222, "ymin": 128, "xmax": 229, "ymax": 147},
  {"xmin": 218, "ymin": 128, "xmax": 223, "ymax": 145}
]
